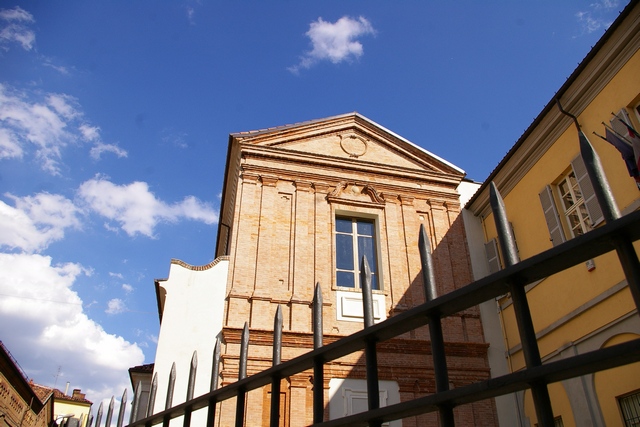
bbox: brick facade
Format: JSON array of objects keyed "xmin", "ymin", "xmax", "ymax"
[{"xmin": 215, "ymin": 113, "xmax": 497, "ymax": 426}]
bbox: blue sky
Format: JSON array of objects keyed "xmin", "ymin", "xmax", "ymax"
[{"xmin": 0, "ymin": 0, "xmax": 627, "ymax": 416}]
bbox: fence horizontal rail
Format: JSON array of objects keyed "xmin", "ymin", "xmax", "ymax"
[
  {"xmin": 128, "ymin": 208, "xmax": 640, "ymax": 427},
  {"xmin": 315, "ymin": 338, "xmax": 640, "ymax": 426}
]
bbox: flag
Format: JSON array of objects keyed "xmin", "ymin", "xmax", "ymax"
[
  {"xmin": 604, "ymin": 127, "xmax": 639, "ymax": 178},
  {"xmin": 611, "ymin": 114, "xmax": 640, "ymax": 162},
  {"xmin": 612, "ymin": 113, "xmax": 640, "ymax": 138}
]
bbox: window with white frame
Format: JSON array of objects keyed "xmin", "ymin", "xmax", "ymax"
[
  {"xmin": 335, "ymin": 216, "xmax": 379, "ymax": 290},
  {"xmin": 538, "ymin": 154, "xmax": 604, "ymax": 246},
  {"xmin": 619, "ymin": 390, "xmax": 640, "ymax": 427},
  {"xmin": 328, "ymin": 379, "xmax": 400, "ymax": 427},
  {"xmin": 556, "ymin": 169, "xmax": 590, "ymax": 237}
]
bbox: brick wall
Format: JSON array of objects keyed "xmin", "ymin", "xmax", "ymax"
[{"xmin": 216, "ymin": 118, "xmax": 497, "ymax": 426}]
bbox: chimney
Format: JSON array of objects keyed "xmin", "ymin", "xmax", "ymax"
[
  {"xmin": 72, "ymin": 389, "xmax": 85, "ymax": 400},
  {"xmin": 64, "ymin": 382, "xmax": 70, "ymax": 396}
]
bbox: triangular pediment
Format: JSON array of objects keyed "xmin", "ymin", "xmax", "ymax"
[{"xmin": 231, "ymin": 113, "xmax": 464, "ymax": 176}]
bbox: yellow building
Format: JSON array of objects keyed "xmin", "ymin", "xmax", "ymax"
[
  {"xmin": 51, "ymin": 388, "xmax": 92, "ymax": 427},
  {"xmin": 464, "ymin": 1, "xmax": 640, "ymax": 426},
  {"xmin": 30, "ymin": 385, "xmax": 92, "ymax": 427}
]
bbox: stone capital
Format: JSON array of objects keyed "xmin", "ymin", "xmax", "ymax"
[
  {"xmin": 381, "ymin": 193, "xmax": 399, "ymax": 203},
  {"xmin": 428, "ymin": 199, "xmax": 447, "ymax": 210},
  {"xmin": 399, "ymin": 195, "xmax": 415, "ymax": 206},
  {"xmin": 241, "ymin": 172, "xmax": 260, "ymax": 184},
  {"xmin": 295, "ymin": 181, "xmax": 313, "ymax": 192},
  {"xmin": 260, "ymin": 175, "xmax": 279, "ymax": 187}
]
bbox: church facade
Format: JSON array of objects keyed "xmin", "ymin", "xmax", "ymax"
[{"xmin": 149, "ymin": 113, "xmax": 497, "ymax": 426}]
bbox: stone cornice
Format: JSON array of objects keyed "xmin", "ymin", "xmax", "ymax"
[
  {"xmin": 221, "ymin": 326, "xmax": 489, "ymax": 357},
  {"xmin": 467, "ymin": 4, "xmax": 640, "ymax": 216},
  {"xmin": 240, "ymin": 146, "xmax": 463, "ymax": 187},
  {"xmin": 239, "ymin": 163, "xmax": 460, "ymax": 202},
  {"xmin": 232, "ymin": 115, "xmax": 464, "ymax": 176},
  {"xmin": 168, "ymin": 256, "xmax": 229, "ymax": 272}
]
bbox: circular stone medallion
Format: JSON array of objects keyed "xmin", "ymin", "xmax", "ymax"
[{"xmin": 340, "ymin": 134, "xmax": 368, "ymax": 158}]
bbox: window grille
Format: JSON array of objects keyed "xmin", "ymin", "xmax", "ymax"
[{"xmin": 620, "ymin": 390, "xmax": 640, "ymax": 427}]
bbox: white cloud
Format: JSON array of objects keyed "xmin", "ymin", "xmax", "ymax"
[
  {"xmin": 0, "ymin": 6, "xmax": 35, "ymax": 51},
  {"xmin": 89, "ymin": 142, "xmax": 128, "ymax": 160},
  {"xmin": 575, "ymin": 0, "xmax": 619, "ymax": 34},
  {"xmin": 0, "ymin": 6, "xmax": 34, "ymax": 22},
  {"xmin": 186, "ymin": 6, "xmax": 196, "ymax": 25},
  {"xmin": 0, "ymin": 127, "xmax": 23, "ymax": 159},
  {"xmin": 78, "ymin": 176, "xmax": 219, "ymax": 237},
  {"xmin": 161, "ymin": 129, "xmax": 189, "ymax": 149},
  {"xmin": 0, "ymin": 192, "xmax": 81, "ymax": 253},
  {"xmin": 79, "ymin": 124, "xmax": 100, "ymax": 142},
  {"xmin": 109, "ymin": 272, "xmax": 124, "ymax": 279},
  {"xmin": 43, "ymin": 60, "xmax": 70, "ymax": 75},
  {"xmin": 0, "ymin": 84, "xmax": 127, "ymax": 173},
  {"xmin": 106, "ymin": 298, "xmax": 126, "ymax": 314},
  {"xmin": 0, "ymin": 253, "xmax": 144, "ymax": 412},
  {"xmin": 122, "ymin": 284, "xmax": 134, "ymax": 294},
  {"xmin": 0, "ymin": 84, "xmax": 76, "ymax": 174},
  {"xmin": 289, "ymin": 16, "xmax": 375, "ymax": 73},
  {"xmin": 47, "ymin": 94, "xmax": 80, "ymax": 120}
]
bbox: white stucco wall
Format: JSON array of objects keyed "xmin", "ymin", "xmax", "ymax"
[
  {"xmin": 151, "ymin": 258, "xmax": 228, "ymax": 424},
  {"xmin": 458, "ymin": 182, "xmax": 521, "ymax": 426}
]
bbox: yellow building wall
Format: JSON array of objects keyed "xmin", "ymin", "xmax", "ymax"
[
  {"xmin": 595, "ymin": 333, "xmax": 640, "ymax": 427},
  {"xmin": 480, "ymin": 28, "xmax": 640, "ymax": 427},
  {"xmin": 54, "ymin": 400, "xmax": 91, "ymax": 427},
  {"xmin": 523, "ymin": 382, "xmax": 576, "ymax": 427},
  {"xmin": 486, "ymin": 46, "xmax": 640, "ymax": 361}
]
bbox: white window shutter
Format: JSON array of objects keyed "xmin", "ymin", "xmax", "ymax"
[
  {"xmin": 539, "ymin": 185, "xmax": 566, "ymax": 246},
  {"xmin": 571, "ymin": 155, "xmax": 604, "ymax": 227},
  {"xmin": 484, "ymin": 239, "xmax": 501, "ymax": 273}
]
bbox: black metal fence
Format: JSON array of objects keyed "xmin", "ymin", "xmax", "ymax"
[{"xmin": 90, "ymin": 134, "xmax": 640, "ymax": 427}]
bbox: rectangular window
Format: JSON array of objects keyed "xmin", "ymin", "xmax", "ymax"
[
  {"xmin": 557, "ymin": 169, "xmax": 590, "ymax": 237},
  {"xmin": 335, "ymin": 217, "xmax": 379, "ymax": 290},
  {"xmin": 539, "ymin": 154, "xmax": 604, "ymax": 246},
  {"xmin": 619, "ymin": 390, "xmax": 640, "ymax": 427},
  {"xmin": 484, "ymin": 238, "xmax": 501, "ymax": 274},
  {"xmin": 534, "ymin": 416, "xmax": 564, "ymax": 427}
]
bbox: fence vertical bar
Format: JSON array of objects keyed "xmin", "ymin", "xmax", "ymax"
[
  {"xmin": 419, "ymin": 225, "xmax": 454, "ymax": 427},
  {"xmin": 313, "ymin": 283, "xmax": 324, "ymax": 424},
  {"xmin": 580, "ymin": 135, "xmax": 640, "ymax": 311},
  {"xmin": 147, "ymin": 373, "xmax": 158, "ymax": 419},
  {"xmin": 490, "ymin": 182, "xmax": 555, "ymax": 427},
  {"xmin": 87, "ymin": 413, "xmax": 94, "ymax": 427},
  {"xmin": 94, "ymin": 402, "xmax": 103, "ymax": 427},
  {"xmin": 235, "ymin": 322, "xmax": 249, "ymax": 427},
  {"xmin": 206, "ymin": 338, "xmax": 221, "ymax": 427},
  {"xmin": 163, "ymin": 363, "xmax": 176, "ymax": 427},
  {"xmin": 270, "ymin": 305, "xmax": 283, "ymax": 427},
  {"xmin": 105, "ymin": 397, "xmax": 114, "ymax": 427},
  {"xmin": 116, "ymin": 389, "xmax": 127, "ymax": 427},
  {"xmin": 183, "ymin": 352, "xmax": 197, "ymax": 427},
  {"xmin": 130, "ymin": 381, "xmax": 142, "ymax": 424},
  {"xmin": 361, "ymin": 257, "xmax": 382, "ymax": 427}
]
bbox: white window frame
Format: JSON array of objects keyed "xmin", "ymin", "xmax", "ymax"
[
  {"xmin": 328, "ymin": 379, "xmax": 400, "ymax": 427},
  {"xmin": 484, "ymin": 238, "xmax": 501, "ymax": 274},
  {"xmin": 539, "ymin": 154, "xmax": 604, "ymax": 245},
  {"xmin": 556, "ymin": 169, "xmax": 591, "ymax": 238},
  {"xmin": 334, "ymin": 215, "xmax": 380, "ymax": 290}
]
